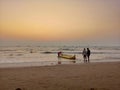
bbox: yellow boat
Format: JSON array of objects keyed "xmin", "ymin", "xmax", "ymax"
[{"xmin": 58, "ymin": 54, "xmax": 76, "ymax": 60}]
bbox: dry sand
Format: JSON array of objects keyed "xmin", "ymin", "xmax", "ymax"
[{"xmin": 0, "ymin": 62, "xmax": 120, "ymax": 90}]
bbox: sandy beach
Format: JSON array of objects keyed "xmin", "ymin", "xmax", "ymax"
[{"xmin": 0, "ymin": 62, "xmax": 120, "ymax": 90}]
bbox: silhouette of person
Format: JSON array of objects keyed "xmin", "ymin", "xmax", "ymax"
[
  {"xmin": 58, "ymin": 51, "xmax": 62, "ymax": 57},
  {"xmin": 82, "ymin": 48, "xmax": 87, "ymax": 62},
  {"xmin": 86, "ymin": 48, "xmax": 91, "ymax": 62}
]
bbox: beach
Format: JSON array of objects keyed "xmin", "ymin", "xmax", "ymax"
[
  {"xmin": 1, "ymin": 0, "xmax": 120, "ymax": 90},
  {"xmin": 0, "ymin": 62, "xmax": 120, "ymax": 90}
]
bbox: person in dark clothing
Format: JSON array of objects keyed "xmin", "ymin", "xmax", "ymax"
[
  {"xmin": 82, "ymin": 48, "xmax": 87, "ymax": 62},
  {"xmin": 58, "ymin": 51, "xmax": 62, "ymax": 57},
  {"xmin": 86, "ymin": 48, "xmax": 91, "ymax": 62}
]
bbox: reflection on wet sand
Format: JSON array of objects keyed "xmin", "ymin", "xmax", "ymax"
[{"xmin": 58, "ymin": 57, "xmax": 76, "ymax": 65}]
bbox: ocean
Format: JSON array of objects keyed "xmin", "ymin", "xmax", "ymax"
[{"xmin": 0, "ymin": 41, "xmax": 120, "ymax": 67}]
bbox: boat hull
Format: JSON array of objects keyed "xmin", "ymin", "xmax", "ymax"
[{"xmin": 58, "ymin": 54, "xmax": 76, "ymax": 60}]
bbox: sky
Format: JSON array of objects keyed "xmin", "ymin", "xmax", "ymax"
[{"xmin": 0, "ymin": 0, "xmax": 120, "ymax": 44}]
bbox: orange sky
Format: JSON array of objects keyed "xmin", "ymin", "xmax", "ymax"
[{"xmin": 0, "ymin": 0, "xmax": 120, "ymax": 42}]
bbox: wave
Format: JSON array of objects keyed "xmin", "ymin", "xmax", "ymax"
[{"xmin": 41, "ymin": 51, "xmax": 120, "ymax": 54}]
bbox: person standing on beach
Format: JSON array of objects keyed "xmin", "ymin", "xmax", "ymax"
[
  {"xmin": 86, "ymin": 48, "xmax": 91, "ymax": 62},
  {"xmin": 82, "ymin": 48, "xmax": 87, "ymax": 62},
  {"xmin": 58, "ymin": 51, "xmax": 62, "ymax": 57}
]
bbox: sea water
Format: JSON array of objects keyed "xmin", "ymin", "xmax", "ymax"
[{"xmin": 0, "ymin": 41, "xmax": 120, "ymax": 67}]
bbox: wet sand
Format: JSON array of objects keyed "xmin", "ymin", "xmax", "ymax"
[{"xmin": 0, "ymin": 62, "xmax": 120, "ymax": 90}]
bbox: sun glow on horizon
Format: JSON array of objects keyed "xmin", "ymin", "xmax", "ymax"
[{"xmin": 0, "ymin": 0, "xmax": 120, "ymax": 42}]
